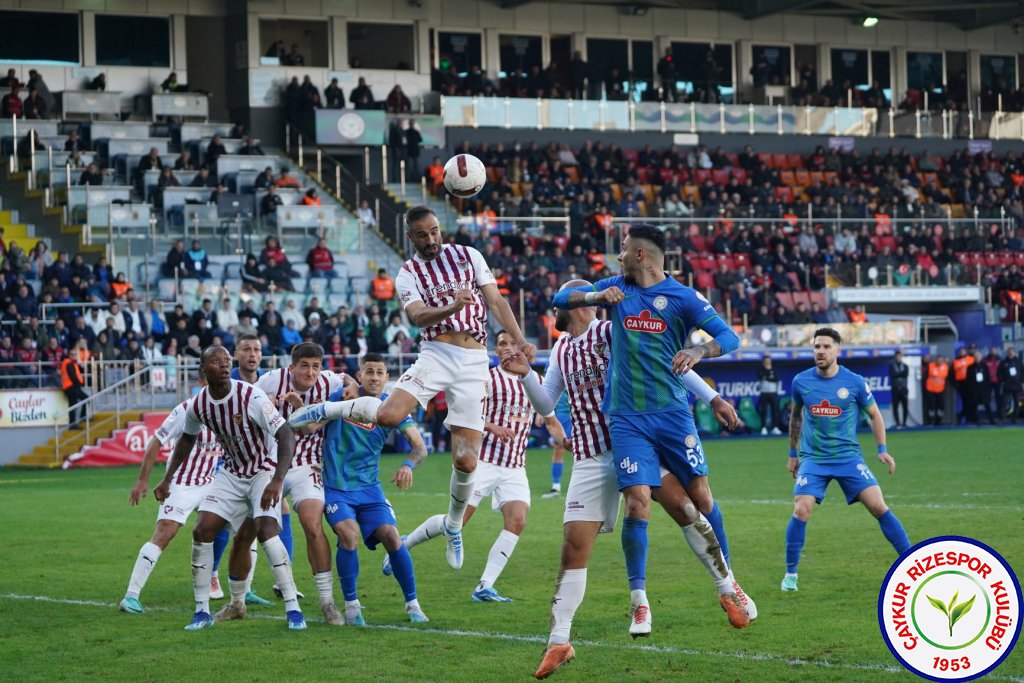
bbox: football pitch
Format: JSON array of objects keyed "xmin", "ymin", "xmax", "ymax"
[{"xmin": 2, "ymin": 428, "xmax": 1022, "ymax": 682}]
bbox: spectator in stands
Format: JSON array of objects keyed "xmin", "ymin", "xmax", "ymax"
[
  {"xmin": 77, "ymin": 163, "xmax": 104, "ymax": 186},
  {"xmin": 88, "ymin": 73, "xmax": 106, "ymax": 91},
  {"xmin": 325, "ymin": 78, "xmax": 346, "ymax": 109},
  {"xmin": 23, "ymin": 87, "xmax": 47, "ymax": 119},
  {"xmin": 183, "ymin": 334, "xmax": 203, "ymax": 360},
  {"xmin": 281, "ymin": 319, "xmax": 302, "ymax": 351},
  {"xmin": 64, "ymin": 130, "xmax": 84, "ymax": 154},
  {"xmin": 657, "ymin": 48, "xmax": 677, "ymax": 101},
  {"xmin": 281, "ymin": 299, "xmax": 305, "ymax": 329},
  {"xmin": 12, "ymin": 283, "xmax": 37, "ymax": 317},
  {"xmin": 141, "ymin": 336, "xmax": 163, "ymax": 364},
  {"xmin": 0, "ymin": 69, "xmax": 20, "ymax": 88},
  {"xmin": 2, "ymin": 85, "xmax": 22, "ymax": 119},
  {"xmin": 265, "ymin": 40, "xmax": 286, "ymax": 61},
  {"xmin": 366, "ymin": 312, "xmax": 388, "ymax": 353},
  {"xmin": 349, "ymin": 77, "xmax": 375, "ymax": 110},
  {"xmin": 406, "ymin": 120, "xmax": 423, "ymax": 182},
  {"xmin": 45, "ymin": 252, "xmax": 72, "ymax": 288},
  {"xmin": 161, "ymin": 72, "xmax": 185, "ymax": 92},
  {"xmin": 147, "ymin": 300, "xmax": 166, "ymax": 342},
  {"xmin": 254, "ymin": 166, "xmax": 275, "ymax": 189},
  {"xmin": 370, "ymin": 268, "xmax": 395, "ymax": 309},
  {"xmin": 122, "ymin": 298, "xmax": 147, "ymax": 338},
  {"xmin": 135, "ymin": 147, "xmax": 164, "ymax": 192},
  {"xmin": 110, "ymin": 272, "xmax": 131, "ymax": 300},
  {"xmin": 236, "ymin": 312, "xmax": 258, "ymax": 338},
  {"xmin": 156, "ymin": 167, "xmax": 180, "ymax": 208},
  {"xmin": 384, "ymin": 312, "xmax": 407, "ymax": 345},
  {"xmin": 274, "ymin": 167, "xmax": 301, "ymax": 189},
  {"xmin": 238, "ymin": 135, "xmax": 265, "ymax": 156},
  {"xmin": 265, "ymin": 256, "xmax": 296, "ymax": 291},
  {"xmin": 301, "ymin": 188, "xmax": 321, "ymax": 205},
  {"xmin": 260, "ymin": 184, "xmax": 284, "ymax": 221},
  {"xmin": 173, "ymin": 149, "xmax": 195, "ymax": 171},
  {"xmin": 386, "ymin": 85, "xmax": 411, "ymax": 113},
  {"xmin": 40, "ymin": 337, "xmax": 64, "ymax": 385},
  {"xmin": 91, "ymin": 330, "xmax": 119, "ymax": 362},
  {"xmin": 185, "ymin": 240, "xmax": 212, "ymax": 280},
  {"xmin": 242, "ymin": 254, "xmax": 269, "ymax": 293},
  {"xmin": 189, "ymin": 167, "xmax": 215, "ymax": 188},
  {"xmin": 356, "ymin": 199, "xmax": 377, "ymax": 227},
  {"xmin": 259, "ymin": 312, "xmax": 284, "ymax": 353},
  {"xmin": 68, "ymin": 316, "xmax": 94, "ymax": 350},
  {"xmin": 306, "ymin": 238, "xmax": 336, "ymax": 278},
  {"xmin": 387, "ymin": 119, "xmax": 407, "ymax": 181},
  {"xmin": 217, "ymin": 298, "xmax": 238, "ymax": 332},
  {"xmin": 27, "ymin": 72, "xmax": 51, "ymax": 114},
  {"xmin": 304, "ymin": 296, "xmax": 327, "ymax": 324},
  {"xmin": 285, "ymin": 44, "xmax": 304, "ymax": 66},
  {"xmin": 162, "ymin": 240, "xmax": 188, "ymax": 278},
  {"xmin": 29, "ymin": 241, "xmax": 54, "ymax": 280},
  {"xmin": 206, "ymin": 135, "xmax": 227, "ymax": 168}
]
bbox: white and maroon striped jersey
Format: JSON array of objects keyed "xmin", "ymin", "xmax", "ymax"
[
  {"xmin": 256, "ymin": 368, "xmax": 346, "ymax": 467},
  {"xmin": 480, "ymin": 366, "xmax": 545, "ymax": 468},
  {"xmin": 185, "ymin": 380, "xmax": 286, "ymax": 477},
  {"xmin": 544, "ymin": 319, "xmax": 613, "ymax": 462},
  {"xmin": 154, "ymin": 399, "xmax": 221, "ymax": 487},
  {"xmin": 395, "ymin": 244, "xmax": 496, "ymax": 345}
]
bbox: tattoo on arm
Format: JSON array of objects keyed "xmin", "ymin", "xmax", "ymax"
[
  {"xmin": 694, "ymin": 340, "xmax": 723, "ymax": 359},
  {"xmin": 789, "ymin": 409, "xmax": 803, "ymax": 450}
]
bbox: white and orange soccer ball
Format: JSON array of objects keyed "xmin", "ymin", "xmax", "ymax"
[{"xmin": 442, "ymin": 153, "xmax": 487, "ymax": 198}]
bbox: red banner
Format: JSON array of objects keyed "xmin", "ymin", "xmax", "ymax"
[{"xmin": 63, "ymin": 413, "xmax": 172, "ymax": 469}]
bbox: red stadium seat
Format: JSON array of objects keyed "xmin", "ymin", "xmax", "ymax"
[
  {"xmin": 694, "ymin": 169, "xmax": 712, "ymax": 184},
  {"xmin": 716, "ymin": 254, "xmax": 736, "ymax": 270},
  {"xmin": 786, "ymin": 272, "xmax": 802, "ymax": 290},
  {"xmin": 779, "ymin": 171, "xmax": 796, "ymax": 186},
  {"xmin": 794, "ymin": 170, "xmax": 811, "ymax": 186},
  {"xmin": 758, "ymin": 152, "xmax": 773, "ymax": 166},
  {"xmin": 712, "ymin": 169, "xmax": 730, "ymax": 185},
  {"xmin": 775, "ymin": 186, "xmax": 794, "ymax": 203},
  {"xmin": 772, "ymin": 154, "xmax": 789, "ymax": 168},
  {"xmin": 623, "ymin": 149, "xmax": 639, "ymax": 163},
  {"xmin": 808, "ymin": 171, "xmax": 824, "ymax": 184},
  {"xmin": 695, "ymin": 271, "xmax": 716, "ymax": 291},
  {"xmin": 1015, "ymin": 253, "xmax": 1024, "ymax": 267},
  {"xmin": 787, "ymin": 154, "xmax": 805, "ymax": 169},
  {"xmin": 725, "ymin": 153, "xmax": 739, "ymax": 167},
  {"xmin": 733, "ymin": 253, "xmax": 750, "ymax": 269},
  {"xmin": 691, "ymin": 236, "xmax": 711, "ymax": 253},
  {"xmin": 731, "ymin": 168, "xmax": 747, "ymax": 184}
]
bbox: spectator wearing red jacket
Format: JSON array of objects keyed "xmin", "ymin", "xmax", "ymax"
[{"xmin": 306, "ymin": 238, "xmax": 337, "ymax": 279}]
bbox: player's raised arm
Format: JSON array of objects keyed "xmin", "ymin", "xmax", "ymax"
[
  {"xmin": 391, "ymin": 423, "xmax": 429, "ymax": 490},
  {"xmin": 551, "ymin": 282, "xmax": 625, "ymax": 309},
  {"xmin": 480, "ymin": 282, "xmax": 536, "ymax": 360},
  {"xmin": 865, "ymin": 402, "xmax": 895, "ymax": 474}
]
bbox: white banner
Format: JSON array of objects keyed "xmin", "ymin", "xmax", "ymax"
[
  {"xmin": 831, "ymin": 286, "xmax": 982, "ymax": 304},
  {"xmin": 0, "ymin": 390, "xmax": 69, "ymax": 427}
]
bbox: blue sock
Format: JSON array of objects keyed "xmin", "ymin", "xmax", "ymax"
[
  {"xmin": 212, "ymin": 527, "xmax": 230, "ymax": 571},
  {"xmin": 387, "ymin": 545, "xmax": 417, "ymax": 602},
  {"xmin": 551, "ymin": 462, "xmax": 563, "ymax": 487},
  {"xmin": 336, "ymin": 545, "xmax": 360, "ymax": 602},
  {"xmin": 279, "ymin": 512, "xmax": 293, "ymax": 560},
  {"xmin": 621, "ymin": 517, "xmax": 649, "ymax": 591},
  {"xmin": 785, "ymin": 516, "xmax": 807, "ymax": 574},
  {"xmin": 878, "ymin": 510, "xmax": 911, "ymax": 554},
  {"xmin": 705, "ymin": 502, "xmax": 731, "ymax": 567}
]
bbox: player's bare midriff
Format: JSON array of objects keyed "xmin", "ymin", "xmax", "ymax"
[{"xmin": 434, "ymin": 330, "xmax": 485, "ymax": 350}]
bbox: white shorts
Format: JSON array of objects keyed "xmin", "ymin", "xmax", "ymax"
[
  {"xmin": 469, "ymin": 460, "xmax": 531, "ymax": 512},
  {"xmin": 198, "ymin": 469, "xmax": 280, "ymax": 532},
  {"xmin": 283, "ymin": 464, "xmax": 325, "ymax": 507},
  {"xmin": 392, "ymin": 340, "xmax": 489, "ymax": 432},
  {"xmin": 564, "ymin": 451, "xmax": 621, "ymax": 533},
  {"xmin": 157, "ymin": 481, "xmax": 210, "ymax": 525}
]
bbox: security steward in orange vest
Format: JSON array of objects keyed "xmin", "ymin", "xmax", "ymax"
[
  {"xmin": 371, "ymin": 268, "xmax": 396, "ymax": 309},
  {"xmin": 61, "ymin": 340, "xmax": 89, "ymax": 428},
  {"xmin": 925, "ymin": 355, "xmax": 949, "ymax": 425},
  {"xmin": 951, "ymin": 347, "xmax": 975, "ymax": 423}
]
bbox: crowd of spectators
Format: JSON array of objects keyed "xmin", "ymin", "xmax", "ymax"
[{"xmin": 920, "ymin": 346, "xmax": 1024, "ymax": 426}]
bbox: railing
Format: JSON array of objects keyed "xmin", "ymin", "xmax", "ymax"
[{"xmin": 439, "ymin": 96, "xmax": 1024, "ymax": 141}]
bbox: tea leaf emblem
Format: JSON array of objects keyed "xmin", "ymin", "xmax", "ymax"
[{"xmin": 927, "ymin": 590, "xmax": 976, "ymax": 637}]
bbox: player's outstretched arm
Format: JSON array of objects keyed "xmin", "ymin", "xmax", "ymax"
[
  {"xmin": 391, "ymin": 425, "xmax": 428, "ymax": 490},
  {"xmin": 865, "ymin": 403, "xmax": 895, "ymax": 474},
  {"xmin": 682, "ymin": 369, "xmax": 738, "ymax": 430},
  {"xmin": 154, "ymin": 433, "xmax": 195, "ymax": 501},
  {"xmin": 481, "ymin": 283, "xmax": 536, "ymax": 360},
  {"xmin": 672, "ymin": 316, "xmax": 740, "ymax": 374},
  {"xmin": 551, "ymin": 283, "xmax": 624, "ymax": 310},
  {"xmin": 130, "ymin": 436, "xmax": 164, "ymax": 505},
  {"xmin": 503, "ymin": 349, "xmax": 563, "ymax": 416}
]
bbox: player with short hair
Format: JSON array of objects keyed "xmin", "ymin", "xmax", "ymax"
[
  {"xmin": 289, "ymin": 205, "xmax": 535, "ymax": 572},
  {"xmin": 553, "ymin": 226, "xmax": 742, "ymax": 638},
  {"xmin": 155, "ymin": 346, "xmax": 305, "ymax": 631},
  {"xmin": 310, "ymin": 352, "xmax": 430, "ymax": 625},
  {"xmin": 119, "ymin": 374, "xmax": 223, "ymax": 614},
  {"xmin": 215, "ymin": 342, "xmax": 353, "ymax": 624},
  {"xmin": 399, "ymin": 330, "xmax": 566, "ymax": 603},
  {"xmin": 506, "ymin": 280, "xmax": 751, "ymax": 678},
  {"xmin": 782, "ymin": 327, "xmax": 911, "ymax": 592}
]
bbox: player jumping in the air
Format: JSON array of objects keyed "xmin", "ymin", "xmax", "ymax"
[
  {"xmin": 289, "ymin": 205, "xmax": 534, "ymax": 572},
  {"xmin": 398, "ymin": 330, "xmax": 566, "ymax": 603},
  {"xmin": 301, "ymin": 353, "xmax": 430, "ymax": 625},
  {"xmin": 155, "ymin": 346, "xmax": 305, "ymax": 631},
  {"xmin": 782, "ymin": 327, "xmax": 911, "ymax": 592},
  {"xmin": 120, "ymin": 375, "xmax": 222, "ymax": 614},
  {"xmin": 553, "ymin": 226, "xmax": 741, "ymax": 639}
]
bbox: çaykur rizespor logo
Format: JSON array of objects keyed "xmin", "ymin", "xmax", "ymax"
[{"xmin": 878, "ymin": 536, "xmax": 1021, "ymax": 681}]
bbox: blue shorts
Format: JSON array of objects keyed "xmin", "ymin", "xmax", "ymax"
[
  {"xmin": 608, "ymin": 410, "xmax": 708, "ymax": 490},
  {"xmin": 556, "ymin": 407, "xmax": 572, "ymax": 440},
  {"xmin": 793, "ymin": 458, "xmax": 878, "ymax": 505},
  {"xmin": 323, "ymin": 485, "xmax": 396, "ymax": 550}
]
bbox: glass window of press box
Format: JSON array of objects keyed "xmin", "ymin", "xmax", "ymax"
[
  {"xmin": 259, "ymin": 19, "xmax": 329, "ymax": 67},
  {"xmin": 980, "ymin": 55, "xmax": 1017, "ymax": 91},
  {"xmin": 584, "ymin": 38, "xmax": 654, "ymax": 101},
  {"xmin": 436, "ymin": 32, "xmax": 482, "ymax": 77},
  {"xmin": 669, "ymin": 42, "xmax": 735, "ymax": 103},
  {"xmin": 95, "ymin": 15, "xmax": 170, "ymax": 68},
  {"xmin": 0, "ymin": 11, "xmax": 79, "ymax": 65},
  {"xmin": 499, "ymin": 35, "xmax": 542, "ymax": 79},
  {"xmin": 347, "ymin": 22, "xmax": 414, "ymax": 70},
  {"xmin": 751, "ymin": 45, "xmax": 791, "ymax": 86}
]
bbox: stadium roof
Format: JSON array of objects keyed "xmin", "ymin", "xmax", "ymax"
[{"xmin": 498, "ymin": 0, "xmax": 1024, "ymax": 31}]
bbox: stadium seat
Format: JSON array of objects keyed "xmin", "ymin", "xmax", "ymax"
[
  {"xmin": 757, "ymin": 153, "xmax": 773, "ymax": 166},
  {"xmin": 772, "ymin": 154, "xmax": 789, "ymax": 169},
  {"xmin": 808, "ymin": 171, "xmax": 824, "ymax": 184},
  {"xmin": 694, "ymin": 169, "xmax": 712, "ymax": 184},
  {"xmin": 307, "ymin": 278, "xmax": 329, "ymax": 296},
  {"xmin": 786, "ymin": 154, "xmax": 804, "ymax": 169},
  {"xmin": 794, "ymin": 170, "xmax": 811, "ymax": 186},
  {"xmin": 694, "ymin": 400, "xmax": 719, "ymax": 434},
  {"xmin": 779, "ymin": 171, "xmax": 796, "ymax": 186},
  {"xmin": 738, "ymin": 397, "xmax": 761, "ymax": 431},
  {"xmin": 712, "ymin": 169, "xmax": 730, "ymax": 185},
  {"xmin": 691, "ymin": 236, "xmax": 711, "ymax": 254},
  {"xmin": 731, "ymin": 168, "xmax": 747, "ymax": 184},
  {"xmin": 775, "ymin": 186, "xmax": 794, "ymax": 203},
  {"xmin": 695, "ymin": 271, "xmax": 716, "ymax": 291}
]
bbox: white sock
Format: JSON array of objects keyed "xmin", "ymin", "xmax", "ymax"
[
  {"xmin": 314, "ymin": 571, "xmax": 334, "ymax": 607},
  {"xmin": 325, "ymin": 395, "xmax": 382, "ymax": 422},
  {"xmin": 445, "ymin": 468, "xmax": 475, "ymax": 532},
  {"xmin": 549, "ymin": 568, "xmax": 587, "ymax": 645},
  {"xmin": 477, "ymin": 530, "xmax": 519, "ymax": 591},
  {"xmin": 191, "ymin": 541, "xmax": 214, "ymax": 614},
  {"xmin": 126, "ymin": 542, "xmax": 162, "ymax": 600},
  {"xmin": 630, "ymin": 588, "xmax": 648, "ymax": 608},
  {"xmin": 405, "ymin": 598, "xmax": 421, "ymax": 612},
  {"xmin": 261, "ymin": 535, "xmax": 300, "ymax": 613},
  {"xmin": 405, "ymin": 514, "xmax": 447, "ymax": 549},
  {"xmin": 550, "ymin": 483, "xmax": 561, "ymax": 492},
  {"xmin": 229, "ymin": 577, "xmax": 247, "ymax": 604},
  {"xmin": 243, "ymin": 539, "xmax": 258, "ymax": 594},
  {"xmin": 681, "ymin": 515, "xmax": 734, "ymax": 595},
  {"xmin": 785, "ymin": 572, "xmax": 798, "ymax": 578}
]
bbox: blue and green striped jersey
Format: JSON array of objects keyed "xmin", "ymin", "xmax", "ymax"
[
  {"xmin": 322, "ymin": 390, "xmax": 415, "ymax": 491},
  {"xmin": 791, "ymin": 366, "xmax": 876, "ymax": 463},
  {"xmin": 554, "ymin": 275, "xmax": 737, "ymax": 415}
]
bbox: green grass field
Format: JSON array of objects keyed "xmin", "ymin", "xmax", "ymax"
[{"xmin": 2, "ymin": 428, "xmax": 1022, "ymax": 682}]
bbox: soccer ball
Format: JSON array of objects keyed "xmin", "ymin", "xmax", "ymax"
[{"xmin": 442, "ymin": 154, "xmax": 487, "ymax": 199}]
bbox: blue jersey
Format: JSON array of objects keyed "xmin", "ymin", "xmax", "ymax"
[
  {"xmin": 791, "ymin": 365, "xmax": 876, "ymax": 463},
  {"xmin": 555, "ymin": 275, "xmax": 737, "ymax": 415},
  {"xmin": 230, "ymin": 367, "xmax": 264, "ymax": 381},
  {"xmin": 322, "ymin": 390, "xmax": 415, "ymax": 491}
]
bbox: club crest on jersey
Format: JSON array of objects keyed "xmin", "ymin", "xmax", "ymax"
[
  {"xmin": 685, "ymin": 434, "xmax": 697, "ymax": 448},
  {"xmin": 653, "ymin": 295, "xmax": 668, "ymax": 310},
  {"xmin": 837, "ymin": 387, "xmax": 850, "ymax": 399},
  {"xmin": 809, "ymin": 399, "xmax": 842, "ymax": 417},
  {"xmin": 593, "ymin": 342, "xmax": 607, "ymax": 356},
  {"xmin": 623, "ymin": 310, "xmax": 667, "ymax": 334},
  {"xmin": 457, "ymin": 259, "xmax": 470, "ymax": 271},
  {"xmin": 232, "ymin": 413, "xmax": 242, "ymax": 424}
]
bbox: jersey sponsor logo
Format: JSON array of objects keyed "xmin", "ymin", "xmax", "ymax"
[
  {"xmin": 623, "ymin": 310, "xmax": 667, "ymax": 334},
  {"xmin": 878, "ymin": 536, "xmax": 1021, "ymax": 682},
  {"xmin": 809, "ymin": 399, "xmax": 843, "ymax": 417},
  {"xmin": 796, "ymin": 476, "xmax": 808, "ymax": 487},
  {"xmin": 652, "ymin": 295, "xmax": 668, "ymax": 310},
  {"xmin": 341, "ymin": 417, "xmax": 376, "ymax": 431},
  {"xmin": 837, "ymin": 387, "xmax": 850, "ymax": 399},
  {"xmin": 619, "ymin": 456, "xmax": 639, "ymax": 474}
]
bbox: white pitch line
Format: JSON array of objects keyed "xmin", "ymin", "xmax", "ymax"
[{"xmin": 3, "ymin": 592, "xmax": 1023, "ymax": 681}]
